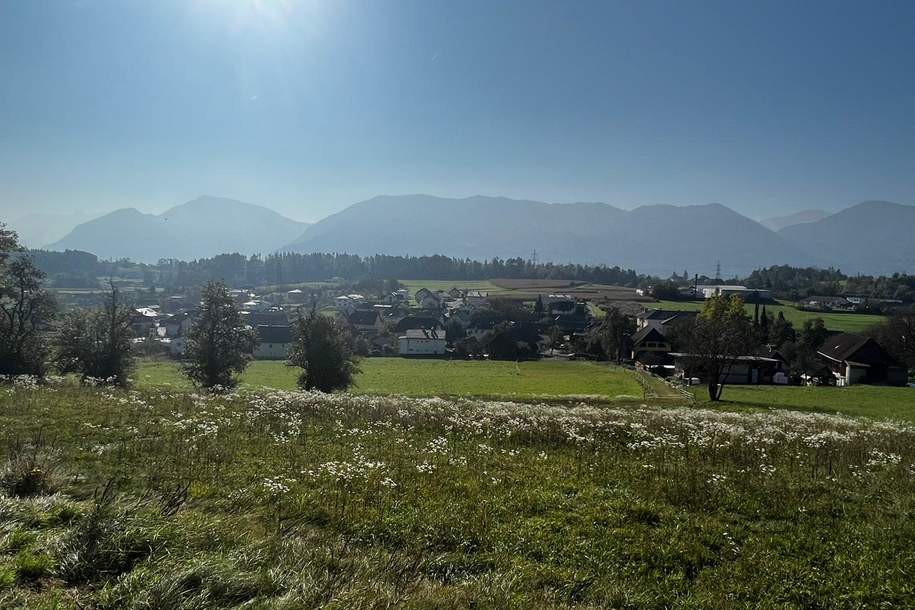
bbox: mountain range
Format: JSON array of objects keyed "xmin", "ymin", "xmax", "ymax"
[
  {"xmin": 28, "ymin": 194, "xmax": 915, "ymax": 276},
  {"xmin": 47, "ymin": 196, "xmax": 309, "ymax": 262}
]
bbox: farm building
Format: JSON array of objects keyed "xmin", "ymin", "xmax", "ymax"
[
  {"xmin": 254, "ymin": 325, "xmax": 293, "ymax": 360},
  {"xmin": 399, "ymin": 328, "xmax": 447, "ymax": 356},
  {"xmin": 817, "ymin": 334, "xmax": 908, "ymax": 386},
  {"xmin": 670, "ymin": 353, "xmax": 784, "ymax": 385}
]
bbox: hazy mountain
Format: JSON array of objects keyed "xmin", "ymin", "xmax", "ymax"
[
  {"xmin": 49, "ymin": 196, "xmax": 309, "ymax": 262},
  {"xmin": 284, "ymin": 194, "xmax": 809, "ymax": 276},
  {"xmin": 759, "ymin": 209, "xmax": 831, "ymax": 232},
  {"xmin": 778, "ymin": 201, "xmax": 915, "ymax": 274},
  {"xmin": 8, "ymin": 211, "xmax": 101, "ymax": 248}
]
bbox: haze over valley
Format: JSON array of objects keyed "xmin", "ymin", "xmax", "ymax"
[{"xmin": 27, "ymin": 194, "xmax": 915, "ymax": 276}]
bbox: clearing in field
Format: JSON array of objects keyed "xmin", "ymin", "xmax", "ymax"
[{"xmin": 1, "ymin": 382, "xmax": 914, "ymax": 607}]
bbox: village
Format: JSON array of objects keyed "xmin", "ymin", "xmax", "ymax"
[{"xmin": 129, "ymin": 279, "xmax": 910, "ymax": 390}]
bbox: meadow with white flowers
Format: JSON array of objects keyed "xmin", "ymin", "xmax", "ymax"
[{"xmin": 1, "ymin": 378, "xmax": 914, "ymax": 608}]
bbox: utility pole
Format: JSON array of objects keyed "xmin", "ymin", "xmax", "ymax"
[
  {"xmin": 714, "ymin": 260, "xmax": 721, "ymax": 282},
  {"xmin": 530, "ymin": 249, "xmax": 538, "ymax": 267}
]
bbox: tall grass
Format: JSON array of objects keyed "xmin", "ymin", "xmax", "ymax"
[{"xmin": 1, "ymin": 379, "xmax": 914, "ymax": 607}]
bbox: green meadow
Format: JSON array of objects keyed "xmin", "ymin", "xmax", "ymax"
[
  {"xmin": 653, "ymin": 299, "xmax": 885, "ymax": 333},
  {"xmin": 135, "ymin": 358, "xmax": 656, "ymax": 402}
]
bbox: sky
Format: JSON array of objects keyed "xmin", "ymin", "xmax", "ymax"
[{"xmin": 2, "ymin": 0, "xmax": 915, "ymax": 224}]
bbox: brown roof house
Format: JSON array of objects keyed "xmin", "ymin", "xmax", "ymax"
[{"xmin": 817, "ymin": 334, "xmax": 908, "ymax": 386}]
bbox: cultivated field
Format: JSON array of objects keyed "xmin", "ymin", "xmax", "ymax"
[
  {"xmin": 400, "ymin": 279, "xmax": 654, "ymax": 304},
  {"xmin": 653, "ymin": 299, "xmax": 885, "ymax": 333},
  {"xmin": 2, "ymin": 382, "xmax": 914, "ymax": 607},
  {"xmin": 135, "ymin": 358, "xmax": 667, "ymax": 402}
]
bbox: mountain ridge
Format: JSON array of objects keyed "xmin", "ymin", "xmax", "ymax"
[{"xmin": 49, "ymin": 196, "xmax": 309, "ymax": 262}]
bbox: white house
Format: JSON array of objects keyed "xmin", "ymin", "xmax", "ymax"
[
  {"xmin": 698, "ymin": 285, "xmax": 771, "ymax": 300},
  {"xmin": 398, "ymin": 328, "xmax": 447, "ymax": 356}
]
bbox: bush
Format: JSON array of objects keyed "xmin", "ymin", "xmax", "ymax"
[
  {"xmin": 0, "ymin": 433, "xmax": 62, "ymax": 498},
  {"xmin": 53, "ymin": 482, "xmax": 167, "ymax": 585}
]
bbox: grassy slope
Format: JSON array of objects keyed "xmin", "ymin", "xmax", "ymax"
[
  {"xmin": 136, "ymin": 358, "xmax": 649, "ymax": 401},
  {"xmin": 653, "ymin": 299, "xmax": 884, "ymax": 333},
  {"xmin": 693, "ymin": 384, "xmax": 915, "ymax": 423},
  {"xmin": 2, "ymin": 385, "xmax": 914, "ymax": 608}
]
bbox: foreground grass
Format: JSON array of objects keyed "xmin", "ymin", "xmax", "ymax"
[
  {"xmin": 693, "ymin": 383, "xmax": 915, "ymax": 423},
  {"xmin": 136, "ymin": 358, "xmax": 653, "ymax": 402},
  {"xmin": 654, "ymin": 299, "xmax": 884, "ymax": 333},
  {"xmin": 1, "ymin": 381, "xmax": 914, "ymax": 608}
]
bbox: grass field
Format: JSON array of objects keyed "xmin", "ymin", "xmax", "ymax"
[
  {"xmin": 654, "ymin": 299, "xmax": 885, "ymax": 333},
  {"xmin": 692, "ymin": 383, "xmax": 915, "ymax": 423},
  {"xmin": 2, "ymin": 382, "xmax": 915, "ymax": 607},
  {"xmin": 135, "ymin": 358, "xmax": 658, "ymax": 402}
]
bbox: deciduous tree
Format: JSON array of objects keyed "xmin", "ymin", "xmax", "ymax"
[
  {"xmin": 55, "ymin": 284, "xmax": 134, "ymax": 386},
  {"xmin": 687, "ymin": 295, "xmax": 754, "ymax": 401},
  {"xmin": 289, "ymin": 307, "xmax": 358, "ymax": 392},
  {"xmin": 0, "ymin": 226, "xmax": 56, "ymax": 377}
]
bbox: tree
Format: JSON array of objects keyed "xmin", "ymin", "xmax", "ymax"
[
  {"xmin": 534, "ymin": 294, "xmax": 545, "ymax": 315},
  {"xmin": 444, "ymin": 318, "xmax": 466, "ymax": 344},
  {"xmin": 788, "ymin": 318, "xmax": 829, "ymax": 381},
  {"xmin": 183, "ymin": 282, "xmax": 257, "ymax": 390},
  {"xmin": 289, "ymin": 307, "xmax": 358, "ymax": 392},
  {"xmin": 592, "ymin": 308, "xmax": 635, "ymax": 363},
  {"xmin": 0, "ymin": 226, "xmax": 56, "ymax": 377},
  {"xmin": 686, "ymin": 295, "xmax": 754, "ymax": 401},
  {"xmin": 866, "ymin": 309, "xmax": 915, "ymax": 371},
  {"xmin": 55, "ymin": 284, "xmax": 134, "ymax": 386},
  {"xmin": 548, "ymin": 325, "xmax": 564, "ymax": 355},
  {"xmin": 768, "ymin": 311, "xmax": 796, "ymax": 348}
]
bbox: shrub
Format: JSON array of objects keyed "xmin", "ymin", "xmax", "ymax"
[{"xmin": 0, "ymin": 432, "xmax": 62, "ymax": 498}]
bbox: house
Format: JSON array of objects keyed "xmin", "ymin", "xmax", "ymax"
[
  {"xmin": 817, "ymin": 334, "xmax": 908, "ymax": 386},
  {"xmin": 447, "ymin": 287, "xmax": 465, "ymax": 299},
  {"xmin": 131, "ymin": 307, "xmax": 161, "ymax": 337},
  {"xmin": 798, "ymin": 296, "xmax": 856, "ymax": 312},
  {"xmin": 349, "ymin": 309, "xmax": 384, "ymax": 333},
  {"xmin": 160, "ymin": 311, "xmax": 194, "ymax": 338},
  {"xmin": 636, "ymin": 309, "xmax": 697, "ymax": 332},
  {"xmin": 335, "ymin": 294, "xmax": 365, "ymax": 314},
  {"xmin": 399, "ymin": 328, "xmax": 447, "ymax": 356},
  {"xmin": 246, "ymin": 308, "xmax": 289, "ymax": 327},
  {"xmin": 286, "ymin": 289, "xmax": 307, "ymax": 304},
  {"xmin": 464, "ymin": 290, "xmax": 489, "ymax": 306},
  {"xmin": 698, "ymin": 285, "xmax": 771, "ymax": 301},
  {"xmin": 630, "ymin": 326, "xmax": 671, "ymax": 363},
  {"xmin": 254, "ymin": 325, "xmax": 293, "ymax": 360},
  {"xmin": 418, "ymin": 291, "xmax": 443, "ymax": 310},
  {"xmin": 670, "ymin": 353, "xmax": 784, "ymax": 385}
]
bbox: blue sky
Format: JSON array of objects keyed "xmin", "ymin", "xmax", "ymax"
[{"xmin": 2, "ymin": 0, "xmax": 915, "ymax": 223}]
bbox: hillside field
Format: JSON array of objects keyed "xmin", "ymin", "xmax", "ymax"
[
  {"xmin": 653, "ymin": 299, "xmax": 885, "ymax": 333},
  {"xmin": 135, "ymin": 358, "xmax": 662, "ymax": 402},
  {"xmin": 2, "ymin": 382, "xmax": 914, "ymax": 607},
  {"xmin": 694, "ymin": 383, "xmax": 915, "ymax": 423}
]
